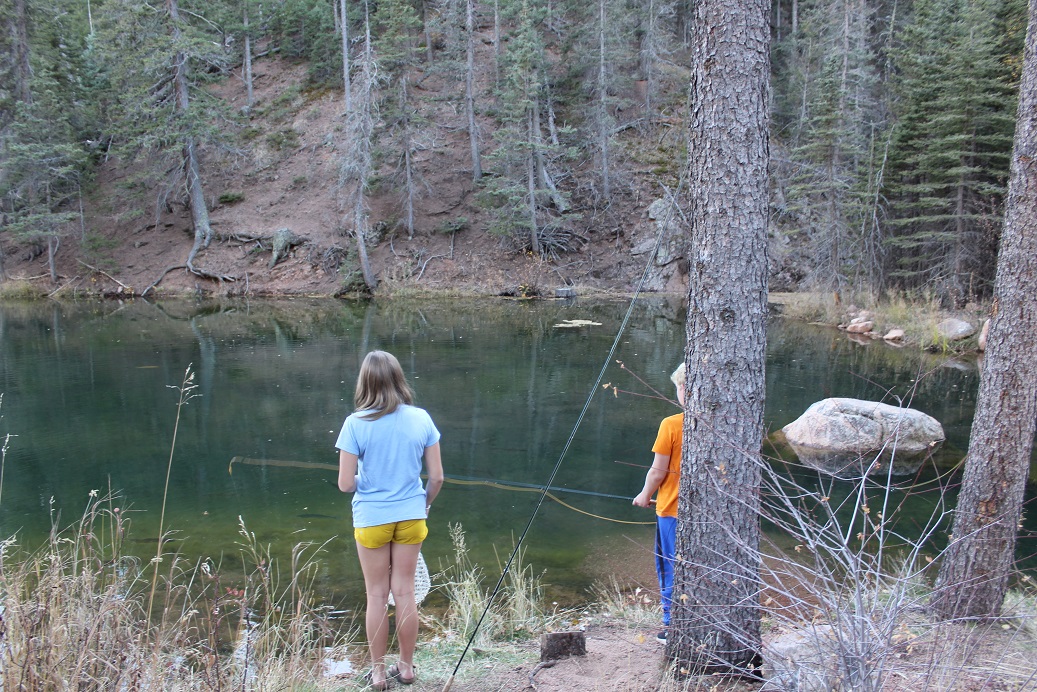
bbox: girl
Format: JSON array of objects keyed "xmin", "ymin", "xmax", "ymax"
[{"xmin": 337, "ymin": 351, "xmax": 444, "ymax": 690}]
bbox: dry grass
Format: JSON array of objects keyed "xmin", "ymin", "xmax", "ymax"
[
  {"xmin": 0, "ymin": 493, "xmax": 357, "ymax": 690},
  {"xmin": 772, "ymin": 289, "xmax": 991, "ymax": 351}
]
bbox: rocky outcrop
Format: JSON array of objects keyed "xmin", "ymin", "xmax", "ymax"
[{"xmin": 781, "ymin": 397, "xmax": 945, "ymax": 477}]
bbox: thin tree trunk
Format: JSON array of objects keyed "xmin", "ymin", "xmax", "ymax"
[
  {"xmin": 350, "ymin": 0, "xmax": 376, "ymax": 290},
  {"xmin": 669, "ymin": 0, "xmax": 770, "ymax": 673},
  {"xmin": 422, "ymin": 0, "xmax": 434, "ymax": 64},
  {"xmin": 465, "ymin": 0, "xmax": 482, "ymax": 181},
  {"xmin": 243, "ymin": 0, "xmax": 254, "ymax": 109},
  {"xmin": 47, "ymin": 235, "xmax": 58, "ymax": 282},
  {"xmin": 11, "ymin": 0, "xmax": 32, "ymax": 106},
  {"xmin": 340, "ymin": 0, "xmax": 352, "ymax": 113},
  {"xmin": 527, "ymin": 108, "xmax": 540, "ymax": 255},
  {"xmin": 401, "ymin": 78, "xmax": 415, "ymax": 239},
  {"xmin": 493, "ymin": 0, "xmax": 501, "ymax": 105},
  {"xmin": 931, "ymin": 0, "xmax": 1037, "ymax": 621},
  {"xmin": 597, "ymin": 0, "xmax": 610, "ymax": 199}
]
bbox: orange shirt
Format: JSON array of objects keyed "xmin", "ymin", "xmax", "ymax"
[{"xmin": 651, "ymin": 413, "xmax": 683, "ymax": 517}]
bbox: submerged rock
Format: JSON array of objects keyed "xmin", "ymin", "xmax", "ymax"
[{"xmin": 781, "ymin": 397, "xmax": 945, "ymax": 478}]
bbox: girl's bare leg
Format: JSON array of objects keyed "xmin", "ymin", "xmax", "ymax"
[
  {"xmin": 388, "ymin": 541, "xmax": 422, "ymax": 679},
  {"xmin": 356, "ymin": 542, "xmax": 392, "ymax": 687}
]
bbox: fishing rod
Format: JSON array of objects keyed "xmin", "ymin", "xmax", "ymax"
[{"xmin": 227, "ymin": 456, "xmax": 640, "ymax": 501}]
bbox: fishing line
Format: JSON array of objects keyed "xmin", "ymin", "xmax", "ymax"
[{"xmin": 441, "ymin": 195, "xmax": 675, "ymax": 692}]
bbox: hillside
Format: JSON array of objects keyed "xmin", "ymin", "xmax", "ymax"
[{"xmin": 7, "ymin": 47, "xmax": 727, "ymax": 300}]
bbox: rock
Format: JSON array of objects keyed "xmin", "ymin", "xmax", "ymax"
[
  {"xmin": 781, "ymin": 398, "xmax": 945, "ymax": 477},
  {"xmin": 978, "ymin": 319, "xmax": 990, "ymax": 351},
  {"xmin": 761, "ymin": 626, "xmax": 838, "ymax": 692},
  {"xmin": 936, "ymin": 318, "xmax": 976, "ymax": 342},
  {"xmin": 645, "ymin": 198, "xmax": 685, "ymax": 266},
  {"xmin": 883, "ymin": 328, "xmax": 905, "ymax": 342},
  {"xmin": 845, "ymin": 320, "xmax": 873, "ymax": 334}
]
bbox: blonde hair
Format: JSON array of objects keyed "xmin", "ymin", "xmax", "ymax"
[
  {"xmin": 354, "ymin": 350, "xmax": 414, "ymax": 420},
  {"xmin": 670, "ymin": 363, "xmax": 686, "ymax": 389}
]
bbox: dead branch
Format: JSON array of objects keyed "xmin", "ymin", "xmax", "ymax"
[
  {"xmin": 77, "ymin": 260, "xmax": 135, "ymax": 293},
  {"xmin": 416, "ymin": 252, "xmax": 448, "ymax": 281}
]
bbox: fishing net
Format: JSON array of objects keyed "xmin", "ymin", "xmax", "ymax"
[{"xmin": 388, "ymin": 552, "xmax": 431, "ymax": 606}]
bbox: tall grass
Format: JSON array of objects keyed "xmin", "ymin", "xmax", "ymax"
[
  {"xmin": 432, "ymin": 523, "xmax": 563, "ymax": 648},
  {"xmin": 0, "ymin": 491, "xmax": 357, "ymax": 690}
]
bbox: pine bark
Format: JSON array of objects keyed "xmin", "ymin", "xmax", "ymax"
[
  {"xmin": 931, "ymin": 0, "xmax": 1037, "ymax": 621},
  {"xmin": 669, "ymin": 0, "xmax": 770, "ymax": 674}
]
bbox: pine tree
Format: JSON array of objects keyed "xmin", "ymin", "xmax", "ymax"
[
  {"xmin": 775, "ymin": 0, "xmax": 889, "ymax": 294},
  {"xmin": 94, "ymin": 0, "xmax": 236, "ymax": 284},
  {"xmin": 485, "ymin": 0, "xmax": 575, "ymax": 258},
  {"xmin": 374, "ymin": 0, "xmax": 424, "ymax": 239},
  {"xmin": 885, "ymin": 0, "xmax": 1021, "ymax": 305},
  {"xmin": 0, "ymin": 0, "xmax": 92, "ymax": 282}
]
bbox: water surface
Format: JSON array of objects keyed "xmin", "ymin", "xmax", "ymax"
[{"xmin": 0, "ymin": 298, "xmax": 1031, "ymax": 610}]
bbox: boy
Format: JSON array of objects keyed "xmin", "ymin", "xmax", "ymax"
[{"xmin": 632, "ymin": 363, "xmax": 685, "ymax": 643}]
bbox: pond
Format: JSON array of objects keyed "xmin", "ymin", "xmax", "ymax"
[{"xmin": 0, "ymin": 297, "xmax": 1033, "ymax": 613}]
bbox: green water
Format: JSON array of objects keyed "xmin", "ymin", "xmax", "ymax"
[{"xmin": 0, "ymin": 297, "xmax": 1032, "ymax": 611}]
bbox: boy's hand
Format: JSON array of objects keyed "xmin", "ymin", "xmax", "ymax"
[{"xmin": 632, "ymin": 492, "xmax": 655, "ymax": 508}]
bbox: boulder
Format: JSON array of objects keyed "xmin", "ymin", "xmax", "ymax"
[
  {"xmin": 762, "ymin": 626, "xmax": 838, "ymax": 692},
  {"xmin": 781, "ymin": 398, "xmax": 945, "ymax": 477},
  {"xmin": 936, "ymin": 318, "xmax": 976, "ymax": 342},
  {"xmin": 883, "ymin": 328, "xmax": 905, "ymax": 342},
  {"xmin": 845, "ymin": 320, "xmax": 874, "ymax": 334}
]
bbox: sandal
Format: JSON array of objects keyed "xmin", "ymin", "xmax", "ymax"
[
  {"xmin": 362, "ymin": 670, "xmax": 389, "ymax": 691},
  {"xmin": 388, "ymin": 663, "xmax": 416, "ymax": 685}
]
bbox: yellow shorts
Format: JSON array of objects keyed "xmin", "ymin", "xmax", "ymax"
[{"xmin": 354, "ymin": 519, "xmax": 428, "ymax": 549}]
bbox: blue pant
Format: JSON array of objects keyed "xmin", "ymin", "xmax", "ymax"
[{"xmin": 655, "ymin": 515, "xmax": 677, "ymax": 626}]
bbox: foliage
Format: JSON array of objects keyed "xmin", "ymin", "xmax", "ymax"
[
  {"xmin": 885, "ymin": 0, "xmax": 1022, "ymax": 306},
  {"xmin": 267, "ymin": 0, "xmax": 342, "ymax": 86}
]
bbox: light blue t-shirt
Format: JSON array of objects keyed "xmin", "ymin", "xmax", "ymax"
[{"xmin": 336, "ymin": 404, "xmax": 440, "ymax": 528}]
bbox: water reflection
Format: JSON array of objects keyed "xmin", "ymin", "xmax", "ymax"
[{"xmin": 0, "ymin": 298, "xmax": 1032, "ymax": 610}]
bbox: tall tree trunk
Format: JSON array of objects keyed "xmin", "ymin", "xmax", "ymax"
[
  {"xmin": 465, "ymin": 0, "xmax": 482, "ymax": 182},
  {"xmin": 493, "ymin": 0, "xmax": 501, "ymax": 105},
  {"xmin": 340, "ymin": 0, "xmax": 352, "ymax": 113},
  {"xmin": 350, "ymin": 1, "xmax": 377, "ymax": 290},
  {"xmin": 669, "ymin": 0, "xmax": 770, "ymax": 674},
  {"xmin": 243, "ymin": 0, "xmax": 254, "ymax": 110},
  {"xmin": 401, "ymin": 78, "xmax": 415, "ymax": 239},
  {"xmin": 931, "ymin": 0, "xmax": 1037, "ymax": 621},
  {"xmin": 526, "ymin": 107, "xmax": 540, "ymax": 255},
  {"xmin": 422, "ymin": 0, "xmax": 434, "ymax": 64},
  {"xmin": 11, "ymin": 0, "xmax": 32, "ymax": 106},
  {"xmin": 597, "ymin": 0, "xmax": 611, "ymax": 199},
  {"xmin": 168, "ymin": 0, "xmax": 215, "ymax": 275}
]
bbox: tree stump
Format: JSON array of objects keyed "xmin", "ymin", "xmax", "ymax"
[{"xmin": 540, "ymin": 631, "xmax": 586, "ymax": 661}]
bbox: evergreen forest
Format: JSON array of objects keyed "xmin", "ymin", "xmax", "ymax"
[{"xmin": 0, "ymin": 0, "xmax": 1028, "ymax": 303}]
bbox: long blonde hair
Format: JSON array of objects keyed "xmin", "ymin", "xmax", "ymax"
[{"xmin": 354, "ymin": 350, "xmax": 414, "ymax": 420}]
